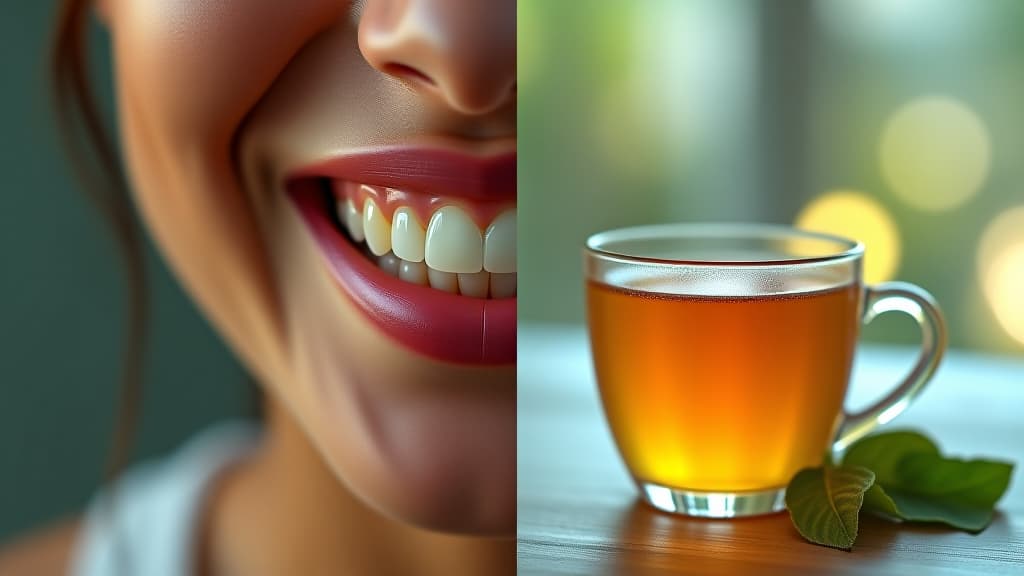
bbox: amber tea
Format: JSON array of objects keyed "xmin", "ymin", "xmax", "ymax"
[{"xmin": 588, "ymin": 280, "xmax": 860, "ymax": 492}]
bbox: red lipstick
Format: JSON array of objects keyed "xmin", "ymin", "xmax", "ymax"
[
  {"xmin": 286, "ymin": 148, "xmax": 516, "ymax": 365},
  {"xmin": 290, "ymin": 146, "xmax": 515, "ymax": 200}
]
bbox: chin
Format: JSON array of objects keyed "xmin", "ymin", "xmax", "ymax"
[
  {"xmin": 335, "ymin": 362, "xmax": 517, "ymax": 535},
  {"xmin": 312, "ymin": 347, "xmax": 517, "ymax": 535}
]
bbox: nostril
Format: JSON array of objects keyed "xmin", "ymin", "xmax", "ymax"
[{"xmin": 381, "ymin": 62, "xmax": 436, "ymax": 87}]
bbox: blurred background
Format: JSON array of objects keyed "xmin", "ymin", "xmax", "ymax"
[
  {"xmin": 520, "ymin": 0, "xmax": 1024, "ymax": 355},
  {"xmin": 0, "ymin": 4, "xmax": 250, "ymax": 542}
]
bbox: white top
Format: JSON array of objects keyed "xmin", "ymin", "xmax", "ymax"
[{"xmin": 69, "ymin": 423, "xmax": 259, "ymax": 576}]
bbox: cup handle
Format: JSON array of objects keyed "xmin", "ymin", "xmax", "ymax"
[{"xmin": 832, "ymin": 282, "xmax": 948, "ymax": 452}]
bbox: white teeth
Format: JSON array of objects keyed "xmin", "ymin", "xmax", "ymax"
[
  {"xmin": 484, "ymin": 210, "xmax": 516, "ymax": 273},
  {"xmin": 391, "ymin": 207, "xmax": 426, "ymax": 262},
  {"xmin": 334, "ymin": 187, "xmax": 514, "ymax": 298},
  {"xmin": 425, "ymin": 206, "xmax": 483, "ymax": 274},
  {"xmin": 378, "ymin": 252, "xmax": 400, "ymax": 277},
  {"xmin": 338, "ymin": 198, "xmax": 365, "ymax": 242},
  {"xmin": 427, "ymin": 268, "xmax": 459, "ymax": 293},
  {"xmin": 399, "ymin": 260, "xmax": 428, "ymax": 285},
  {"xmin": 490, "ymin": 273, "xmax": 516, "ymax": 298},
  {"xmin": 458, "ymin": 271, "xmax": 490, "ymax": 298},
  {"xmin": 363, "ymin": 198, "xmax": 391, "ymax": 256}
]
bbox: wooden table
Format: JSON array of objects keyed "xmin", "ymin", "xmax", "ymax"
[{"xmin": 518, "ymin": 324, "xmax": 1024, "ymax": 575}]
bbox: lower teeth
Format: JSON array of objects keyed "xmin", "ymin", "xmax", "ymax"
[{"xmin": 372, "ymin": 250, "xmax": 516, "ymax": 299}]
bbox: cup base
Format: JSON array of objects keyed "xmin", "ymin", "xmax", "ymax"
[{"xmin": 638, "ymin": 481, "xmax": 787, "ymax": 518}]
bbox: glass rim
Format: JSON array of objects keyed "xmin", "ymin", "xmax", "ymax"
[{"xmin": 584, "ymin": 222, "xmax": 865, "ymax": 267}]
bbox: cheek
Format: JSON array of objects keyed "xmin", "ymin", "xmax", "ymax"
[
  {"xmin": 114, "ymin": 1, "xmax": 343, "ymax": 145},
  {"xmin": 109, "ymin": 0, "xmax": 344, "ymax": 383}
]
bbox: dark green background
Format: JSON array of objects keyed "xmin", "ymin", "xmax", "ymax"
[{"xmin": 0, "ymin": 4, "xmax": 250, "ymax": 542}]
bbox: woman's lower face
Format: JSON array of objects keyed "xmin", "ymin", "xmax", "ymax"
[{"xmin": 107, "ymin": 0, "xmax": 516, "ymax": 534}]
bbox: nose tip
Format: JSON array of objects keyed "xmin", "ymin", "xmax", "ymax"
[{"xmin": 357, "ymin": 0, "xmax": 516, "ymax": 116}]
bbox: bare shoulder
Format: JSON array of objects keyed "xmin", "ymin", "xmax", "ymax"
[{"xmin": 0, "ymin": 518, "xmax": 81, "ymax": 576}]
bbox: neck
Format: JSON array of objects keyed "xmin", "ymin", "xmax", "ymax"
[{"xmin": 203, "ymin": 396, "xmax": 514, "ymax": 576}]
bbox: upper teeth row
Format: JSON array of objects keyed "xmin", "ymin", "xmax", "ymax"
[{"xmin": 338, "ymin": 199, "xmax": 516, "ymax": 275}]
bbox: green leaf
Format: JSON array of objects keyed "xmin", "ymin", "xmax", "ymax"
[
  {"xmin": 789, "ymin": 430, "xmax": 1017, "ymax": 551},
  {"xmin": 896, "ymin": 454, "xmax": 1014, "ymax": 509},
  {"xmin": 862, "ymin": 483, "xmax": 901, "ymax": 521},
  {"xmin": 843, "ymin": 431, "xmax": 1015, "ymax": 532},
  {"xmin": 863, "ymin": 481, "xmax": 995, "ymax": 532},
  {"xmin": 884, "ymin": 489, "xmax": 995, "ymax": 532},
  {"xmin": 842, "ymin": 430, "xmax": 939, "ymax": 485},
  {"xmin": 786, "ymin": 465, "xmax": 876, "ymax": 550}
]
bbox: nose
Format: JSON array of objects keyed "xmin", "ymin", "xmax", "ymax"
[{"xmin": 357, "ymin": 0, "xmax": 516, "ymax": 116}]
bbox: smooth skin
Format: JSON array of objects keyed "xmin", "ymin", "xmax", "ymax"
[{"xmin": 1, "ymin": 0, "xmax": 515, "ymax": 574}]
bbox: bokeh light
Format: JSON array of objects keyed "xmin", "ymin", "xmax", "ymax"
[
  {"xmin": 795, "ymin": 190, "xmax": 901, "ymax": 284},
  {"xmin": 982, "ymin": 243, "xmax": 1024, "ymax": 347},
  {"xmin": 977, "ymin": 206, "xmax": 1024, "ymax": 276},
  {"xmin": 879, "ymin": 96, "xmax": 991, "ymax": 212},
  {"xmin": 977, "ymin": 206, "xmax": 1024, "ymax": 346}
]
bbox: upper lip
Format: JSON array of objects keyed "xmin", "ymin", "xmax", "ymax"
[{"xmin": 286, "ymin": 144, "xmax": 516, "ymax": 201}]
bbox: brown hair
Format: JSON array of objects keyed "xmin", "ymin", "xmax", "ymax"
[{"xmin": 52, "ymin": 0, "xmax": 147, "ymax": 485}]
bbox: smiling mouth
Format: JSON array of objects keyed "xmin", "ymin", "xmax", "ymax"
[
  {"xmin": 287, "ymin": 147, "xmax": 516, "ymax": 365},
  {"xmin": 329, "ymin": 180, "xmax": 516, "ymax": 299}
]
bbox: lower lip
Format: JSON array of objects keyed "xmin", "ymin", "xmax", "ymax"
[{"xmin": 288, "ymin": 181, "xmax": 516, "ymax": 365}]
